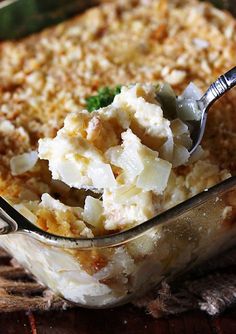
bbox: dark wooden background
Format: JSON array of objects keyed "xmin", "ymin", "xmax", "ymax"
[{"xmin": 1, "ymin": 305, "xmax": 236, "ymax": 334}]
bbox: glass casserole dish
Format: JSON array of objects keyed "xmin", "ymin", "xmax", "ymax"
[
  {"xmin": 0, "ymin": 176, "xmax": 236, "ymax": 308},
  {"xmin": 0, "ymin": 0, "xmax": 236, "ymax": 308}
]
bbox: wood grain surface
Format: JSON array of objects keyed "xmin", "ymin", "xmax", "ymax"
[{"xmin": 0, "ymin": 306, "xmax": 236, "ymax": 334}]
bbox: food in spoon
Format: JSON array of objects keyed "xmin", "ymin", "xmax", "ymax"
[{"xmin": 14, "ymin": 82, "xmax": 229, "ymax": 236}]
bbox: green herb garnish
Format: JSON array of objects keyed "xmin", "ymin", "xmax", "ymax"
[{"xmin": 86, "ymin": 85, "xmax": 121, "ymax": 112}]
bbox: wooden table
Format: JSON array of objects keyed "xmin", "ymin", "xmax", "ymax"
[{"xmin": 1, "ymin": 305, "xmax": 236, "ymax": 334}]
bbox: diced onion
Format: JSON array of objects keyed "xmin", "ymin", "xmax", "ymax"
[
  {"xmin": 105, "ymin": 146, "xmax": 122, "ymax": 164},
  {"xmin": 159, "ymin": 135, "xmax": 174, "ymax": 162},
  {"xmin": 106, "ymin": 130, "xmax": 145, "ymax": 183},
  {"xmin": 10, "ymin": 151, "xmax": 38, "ymax": 176},
  {"xmin": 88, "ymin": 162, "xmax": 116, "ymax": 189},
  {"xmin": 188, "ymin": 145, "xmax": 205, "ymax": 164},
  {"xmin": 136, "ymin": 158, "xmax": 172, "ymax": 193},
  {"xmin": 176, "ymin": 82, "xmax": 203, "ymax": 122},
  {"xmin": 176, "ymin": 99, "xmax": 202, "ymax": 121},
  {"xmin": 172, "ymin": 144, "xmax": 190, "ymax": 167},
  {"xmin": 113, "ymin": 184, "xmax": 142, "ymax": 204},
  {"xmin": 40, "ymin": 193, "xmax": 69, "ymax": 212},
  {"xmin": 54, "ymin": 159, "xmax": 90, "ymax": 189},
  {"xmin": 171, "ymin": 119, "xmax": 189, "ymax": 136},
  {"xmin": 83, "ymin": 196, "xmax": 103, "ymax": 227},
  {"xmin": 119, "ymin": 148, "xmax": 144, "ymax": 181},
  {"xmin": 175, "ymin": 133, "xmax": 192, "ymax": 150},
  {"xmin": 156, "ymin": 83, "xmax": 177, "ymax": 120},
  {"xmin": 106, "ymin": 144, "xmax": 144, "ymax": 182},
  {"xmin": 181, "ymin": 82, "xmax": 202, "ymax": 100}
]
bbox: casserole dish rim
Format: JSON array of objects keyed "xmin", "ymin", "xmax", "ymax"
[{"xmin": 15, "ymin": 175, "xmax": 236, "ymax": 249}]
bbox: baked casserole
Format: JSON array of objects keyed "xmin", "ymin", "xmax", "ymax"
[{"xmin": 0, "ymin": 0, "xmax": 235, "ymax": 307}]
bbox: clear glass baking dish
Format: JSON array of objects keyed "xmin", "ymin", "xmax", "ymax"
[
  {"xmin": 0, "ymin": 0, "xmax": 235, "ymax": 308},
  {"xmin": 0, "ymin": 176, "xmax": 235, "ymax": 308}
]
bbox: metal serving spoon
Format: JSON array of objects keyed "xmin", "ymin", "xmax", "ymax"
[
  {"xmin": 0, "ymin": 67, "xmax": 235, "ymax": 248},
  {"xmin": 189, "ymin": 66, "xmax": 236, "ymax": 154}
]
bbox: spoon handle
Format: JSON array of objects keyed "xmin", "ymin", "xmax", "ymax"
[{"xmin": 199, "ymin": 66, "xmax": 236, "ymax": 112}]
